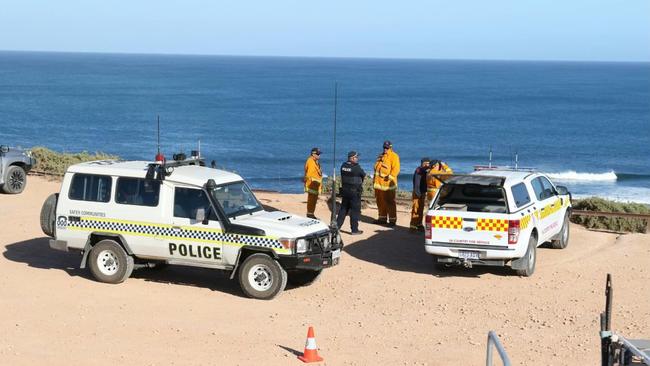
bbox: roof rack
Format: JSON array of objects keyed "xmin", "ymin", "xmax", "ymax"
[
  {"xmin": 474, "ymin": 165, "xmax": 537, "ymax": 173},
  {"xmin": 146, "ymin": 156, "xmax": 205, "ymax": 180}
]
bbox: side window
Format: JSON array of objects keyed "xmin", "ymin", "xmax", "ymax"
[
  {"xmin": 531, "ymin": 177, "xmax": 545, "ymax": 201},
  {"xmin": 511, "ymin": 183, "xmax": 531, "ymax": 208},
  {"xmin": 539, "ymin": 177, "xmax": 556, "ymax": 200},
  {"xmin": 116, "ymin": 178, "xmax": 160, "ymax": 207},
  {"xmin": 174, "ymin": 187, "xmax": 218, "ymax": 221},
  {"xmin": 69, "ymin": 174, "xmax": 112, "ymax": 202}
]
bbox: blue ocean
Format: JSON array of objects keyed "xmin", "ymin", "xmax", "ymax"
[{"xmin": 1, "ymin": 51, "xmax": 649, "ymax": 202}]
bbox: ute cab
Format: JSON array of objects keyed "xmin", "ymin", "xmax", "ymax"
[
  {"xmin": 424, "ymin": 168, "xmax": 571, "ymax": 276},
  {"xmin": 41, "ymin": 156, "xmax": 342, "ymax": 299}
]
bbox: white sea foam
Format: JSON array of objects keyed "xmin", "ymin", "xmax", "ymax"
[{"xmin": 547, "ymin": 170, "xmax": 617, "ymax": 182}]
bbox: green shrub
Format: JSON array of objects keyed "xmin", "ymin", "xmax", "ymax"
[
  {"xmin": 31, "ymin": 147, "xmax": 118, "ymax": 176},
  {"xmin": 322, "ymin": 176, "xmax": 411, "ymax": 200},
  {"xmin": 571, "ymin": 197, "xmax": 650, "ymax": 233}
]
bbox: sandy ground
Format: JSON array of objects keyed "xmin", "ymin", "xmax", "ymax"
[{"xmin": 0, "ymin": 176, "xmax": 648, "ymax": 366}]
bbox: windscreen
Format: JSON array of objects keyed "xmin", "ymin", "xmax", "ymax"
[
  {"xmin": 209, "ymin": 181, "xmax": 262, "ymax": 217},
  {"xmin": 434, "ymin": 183, "xmax": 508, "ymax": 213}
]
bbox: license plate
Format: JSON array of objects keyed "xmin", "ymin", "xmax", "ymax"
[
  {"xmin": 458, "ymin": 250, "xmax": 479, "ymax": 260},
  {"xmin": 332, "ymin": 249, "xmax": 341, "ymax": 260}
]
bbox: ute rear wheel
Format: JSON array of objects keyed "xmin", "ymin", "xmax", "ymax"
[
  {"xmin": 88, "ymin": 240, "xmax": 134, "ymax": 284},
  {"xmin": 551, "ymin": 213, "xmax": 570, "ymax": 249},
  {"xmin": 238, "ymin": 253, "xmax": 287, "ymax": 300},
  {"xmin": 2, "ymin": 166, "xmax": 26, "ymax": 194},
  {"xmin": 515, "ymin": 235, "xmax": 537, "ymax": 277},
  {"xmin": 287, "ymin": 269, "xmax": 322, "ymax": 286}
]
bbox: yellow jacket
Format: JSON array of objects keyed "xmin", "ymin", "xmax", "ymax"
[
  {"xmin": 427, "ymin": 162, "xmax": 453, "ymax": 192},
  {"xmin": 373, "ymin": 149, "xmax": 400, "ymax": 191},
  {"xmin": 304, "ymin": 157, "xmax": 322, "ymax": 194}
]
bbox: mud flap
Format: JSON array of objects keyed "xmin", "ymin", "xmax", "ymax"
[{"xmin": 510, "ymin": 256, "xmax": 527, "ymax": 271}]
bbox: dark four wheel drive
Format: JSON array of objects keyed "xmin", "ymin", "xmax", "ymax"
[{"xmin": 0, "ymin": 145, "xmax": 36, "ymax": 194}]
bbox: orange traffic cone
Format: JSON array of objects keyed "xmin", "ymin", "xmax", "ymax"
[{"xmin": 298, "ymin": 326, "xmax": 324, "ymax": 363}]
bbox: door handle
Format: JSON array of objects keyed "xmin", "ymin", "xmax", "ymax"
[{"xmin": 540, "ymin": 208, "xmax": 545, "ymax": 211}]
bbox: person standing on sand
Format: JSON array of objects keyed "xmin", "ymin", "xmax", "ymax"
[
  {"xmin": 373, "ymin": 140, "xmax": 400, "ymax": 227},
  {"xmin": 410, "ymin": 157, "xmax": 430, "ymax": 232},
  {"xmin": 304, "ymin": 147, "xmax": 322, "ymax": 219},
  {"xmin": 426, "ymin": 160, "xmax": 453, "ymax": 204},
  {"xmin": 337, "ymin": 151, "xmax": 366, "ymax": 235}
]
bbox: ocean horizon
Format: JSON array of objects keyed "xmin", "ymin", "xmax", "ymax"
[{"xmin": 1, "ymin": 51, "xmax": 649, "ymax": 203}]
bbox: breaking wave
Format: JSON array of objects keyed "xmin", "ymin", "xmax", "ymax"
[{"xmin": 547, "ymin": 171, "xmax": 617, "ymax": 182}]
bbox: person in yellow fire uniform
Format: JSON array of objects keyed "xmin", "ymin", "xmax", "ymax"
[
  {"xmin": 410, "ymin": 157, "xmax": 431, "ymax": 231},
  {"xmin": 373, "ymin": 140, "xmax": 400, "ymax": 226},
  {"xmin": 304, "ymin": 147, "xmax": 322, "ymax": 219},
  {"xmin": 426, "ymin": 160, "xmax": 453, "ymax": 203}
]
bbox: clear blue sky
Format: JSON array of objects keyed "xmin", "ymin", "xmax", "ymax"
[{"xmin": 1, "ymin": 0, "xmax": 649, "ymax": 61}]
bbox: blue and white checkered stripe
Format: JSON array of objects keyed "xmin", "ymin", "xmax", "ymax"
[{"xmin": 68, "ymin": 218, "xmax": 283, "ymax": 249}]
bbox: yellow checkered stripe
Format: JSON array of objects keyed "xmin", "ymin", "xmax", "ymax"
[
  {"xmin": 520, "ymin": 215, "xmax": 531, "ymax": 229},
  {"xmin": 476, "ymin": 218, "xmax": 508, "ymax": 232},
  {"xmin": 67, "ymin": 216, "xmax": 291, "ymax": 254},
  {"xmin": 540, "ymin": 199, "xmax": 564, "ymax": 219},
  {"xmin": 431, "ymin": 216, "xmax": 463, "ymax": 229}
]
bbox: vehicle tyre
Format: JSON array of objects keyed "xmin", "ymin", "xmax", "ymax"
[
  {"xmin": 515, "ymin": 235, "xmax": 537, "ymax": 277},
  {"xmin": 1, "ymin": 165, "xmax": 26, "ymax": 194},
  {"xmin": 40, "ymin": 193, "xmax": 58, "ymax": 237},
  {"xmin": 551, "ymin": 213, "xmax": 570, "ymax": 249},
  {"xmin": 287, "ymin": 269, "xmax": 322, "ymax": 286},
  {"xmin": 238, "ymin": 253, "xmax": 287, "ymax": 300},
  {"xmin": 88, "ymin": 239, "xmax": 134, "ymax": 284}
]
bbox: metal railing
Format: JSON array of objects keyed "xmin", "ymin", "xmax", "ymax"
[{"xmin": 486, "ymin": 331, "xmax": 511, "ymax": 366}]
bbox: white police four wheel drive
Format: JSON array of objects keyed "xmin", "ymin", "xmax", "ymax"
[{"xmin": 42, "ymin": 157, "xmax": 342, "ymax": 300}]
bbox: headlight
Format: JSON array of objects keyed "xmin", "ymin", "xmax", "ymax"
[
  {"xmin": 24, "ymin": 150, "xmax": 33, "ymax": 158},
  {"xmin": 296, "ymin": 238, "xmax": 308, "ymax": 253}
]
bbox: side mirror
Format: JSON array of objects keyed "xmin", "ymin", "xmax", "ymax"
[
  {"xmin": 555, "ymin": 185, "xmax": 569, "ymax": 196},
  {"xmin": 196, "ymin": 208, "xmax": 207, "ymax": 224},
  {"xmin": 0, "ymin": 145, "xmax": 8, "ymax": 153}
]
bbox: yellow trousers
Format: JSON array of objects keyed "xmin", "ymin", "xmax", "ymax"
[
  {"xmin": 375, "ymin": 189, "xmax": 397, "ymax": 223},
  {"xmin": 410, "ymin": 193, "xmax": 425, "ymax": 229},
  {"xmin": 306, "ymin": 193, "xmax": 318, "ymax": 215}
]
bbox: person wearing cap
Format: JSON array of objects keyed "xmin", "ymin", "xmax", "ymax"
[
  {"xmin": 304, "ymin": 147, "xmax": 323, "ymax": 219},
  {"xmin": 410, "ymin": 157, "xmax": 431, "ymax": 231},
  {"xmin": 426, "ymin": 160, "xmax": 453, "ymax": 203},
  {"xmin": 336, "ymin": 151, "xmax": 366, "ymax": 234},
  {"xmin": 373, "ymin": 140, "xmax": 401, "ymax": 226}
]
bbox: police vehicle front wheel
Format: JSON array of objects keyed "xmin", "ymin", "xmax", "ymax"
[
  {"xmin": 287, "ymin": 269, "xmax": 322, "ymax": 287},
  {"xmin": 238, "ymin": 254, "xmax": 287, "ymax": 300},
  {"xmin": 88, "ymin": 240, "xmax": 134, "ymax": 284}
]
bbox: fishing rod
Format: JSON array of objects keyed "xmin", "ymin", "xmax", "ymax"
[{"xmin": 330, "ymin": 82, "xmax": 338, "ymax": 229}]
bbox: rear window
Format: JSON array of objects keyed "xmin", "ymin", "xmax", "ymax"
[
  {"xmin": 116, "ymin": 178, "xmax": 160, "ymax": 207},
  {"xmin": 511, "ymin": 183, "xmax": 531, "ymax": 208},
  {"xmin": 69, "ymin": 174, "xmax": 112, "ymax": 202},
  {"xmin": 435, "ymin": 184, "xmax": 507, "ymax": 213}
]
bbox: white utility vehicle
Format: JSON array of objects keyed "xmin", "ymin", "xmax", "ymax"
[
  {"xmin": 424, "ymin": 168, "xmax": 571, "ymax": 276},
  {"xmin": 41, "ymin": 156, "xmax": 342, "ymax": 299}
]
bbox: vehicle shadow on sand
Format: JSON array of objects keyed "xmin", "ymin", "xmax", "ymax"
[
  {"xmin": 3, "ymin": 237, "xmax": 89, "ymax": 278},
  {"xmin": 343, "ymin": 226, "xmax": 515, "ymax": 278},
  {"xmin": 2, "ymin": 237, "xmax": 277, "ymax": 298}
]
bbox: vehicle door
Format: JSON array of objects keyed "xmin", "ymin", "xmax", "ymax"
[
  {"xmin": 539, "ymin": 176, "xmax": 564, "ymax": 237},
  {"xmin": 168, "ymin": 186, "xmax": 224, "ymax": 265},
  {"xmin": 530, "ymin": 176, "xmax": 558, "ymax": 242}
]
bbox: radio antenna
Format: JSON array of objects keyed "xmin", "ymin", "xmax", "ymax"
[
  {"xmin": 515, "ymin": 151, "xmax": 519, "ymax": 170},
  {"xmin": 155, "ymin": 115, "xmax": 165, "ymax": 163},
  {"xmin": 488, "ymin": 146, "xmax": 493, "ymax": 168},
  {"xmin": 330, "ymin": 82, "xmax": 339, "ymax": 228}
]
